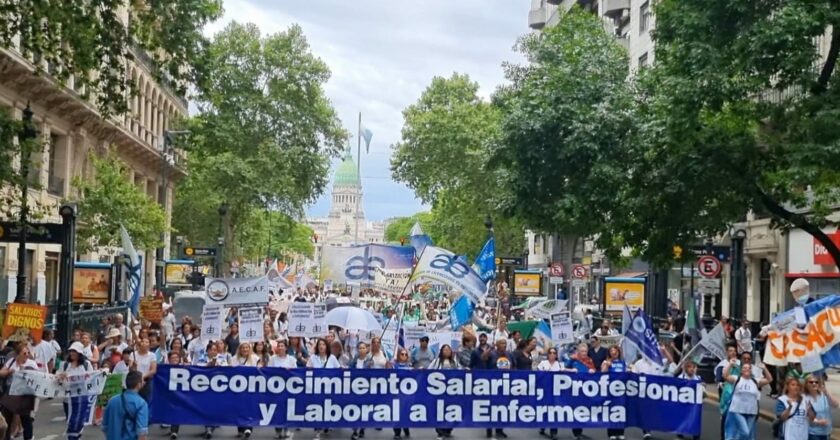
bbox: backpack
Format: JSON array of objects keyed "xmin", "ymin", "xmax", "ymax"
[{"xmin": 772, "ymin": 399, "xmax": 800, "ymax": 439}]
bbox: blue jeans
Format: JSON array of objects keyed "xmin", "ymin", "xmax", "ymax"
[
  {"xmin": 724, "ymin": 412, "xmax": 756, "ymax": 440},
  {"xmin": 809, "ymin": 435, "xmax": 829, "ymax": 440}
]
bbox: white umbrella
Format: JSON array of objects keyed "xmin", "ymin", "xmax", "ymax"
[{"xmin": 325, "ymin": 306, "xmax": 382, "ymax": 332}]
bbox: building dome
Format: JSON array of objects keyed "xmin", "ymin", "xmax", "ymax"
[{"xmin": 334, "ymin": 148, "xmax": 360, "ymax": 187}]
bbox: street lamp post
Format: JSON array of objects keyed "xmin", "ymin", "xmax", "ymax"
[
  {"xmin": 216, "ymin": 202, "xmax": 228, "ymax": 278},
  {"xmin": 15, "ymin": 103, "xmax": 37, "ymax": 303},
  {"xmin": 730, "ymin": 228, "xmax": 747, "ymax": 320},
  {"xmin": 484, "ymin": 215, "xmax": 494, "ymax": 239},
  {"xmin": 155, "ymin": 130, "xmax": 189, "ymax": 293}
]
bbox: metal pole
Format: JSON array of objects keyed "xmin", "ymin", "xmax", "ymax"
[
  {"xmin": 15, "ymin": 104, "xmax": 35, "ymax": 303},
  {"xmin": 155, "ymin": 134, "xmax": 171, "ymax": 293},
  {"xmin": 355, "ymin": 112, "xmax": 361, "ymax": 245},
  {"xmin": 267, "ymin": 207, "xmax": 272, "ymax": 263},
  {"xmin": 57, "ymin": 204, "xmax": 76, "ymax": 350}
]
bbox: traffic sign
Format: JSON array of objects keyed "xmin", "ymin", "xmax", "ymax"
[
  {"xmin": 549, "ymin": 276, "xmax": 564, "ymax": 285},
  {"xmin": 697, "ymin": 255, "xmax": 722, "ymax": 278},
  {"xmin": 549, "ymin": 263, "xmax": 564, "ymax": 277},
  {"xmin": 183, "ymin": 247, "xmax": 216, "ymax": 257},
  {"xmin": 571, "ymin": 264, "xmax": 587, "ymax": 279}
]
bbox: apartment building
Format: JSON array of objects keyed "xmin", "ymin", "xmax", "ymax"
[{"xmin": 0, "ymin": 8, "xmax": 187, "ymax": 304}]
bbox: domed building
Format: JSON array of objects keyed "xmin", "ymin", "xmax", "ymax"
[{"xmin": 307, "ymin": 147, "xmax": 385, "ymax": 265}]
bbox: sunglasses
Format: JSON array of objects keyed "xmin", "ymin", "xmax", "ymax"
[{"xmin": 807, "ymin": 381, "xmax": 819, "ymax": 384}]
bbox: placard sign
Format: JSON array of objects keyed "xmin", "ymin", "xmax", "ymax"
[
  {"xmin": 205, "ymin": 276, "xmax": 270, "ymax": 307},
  {"xmin": 239, "ymin": 308, "xmax": 265, "ymax": 343},
  {"xmin": 287, "ymin": 303, "xmax": 327, "ymax": 338}
]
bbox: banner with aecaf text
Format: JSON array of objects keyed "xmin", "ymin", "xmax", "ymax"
[{"xmin": 150, "ymin": 366, "xmax": 702, "ymax": 435}]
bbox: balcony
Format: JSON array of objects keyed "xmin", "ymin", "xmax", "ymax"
[
  {"xmin": 603, "ymin": 0, "xmax": 630, "ymax": 19},
  {"xmin": 529, "ymin": 8, "xmax": 548, "ymax": 29}
]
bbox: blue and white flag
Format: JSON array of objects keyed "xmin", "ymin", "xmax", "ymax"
[
  {"xmin": 360, "ymin": 126, "xmax": 373, "ymax": 153},
  {"xmin": 471, "ymin": 237, "xmax": 496, "ymax": 283},
  {"xmin": 624, "ymin": 308, "xmax": 663, "ymax": 365},
  {"xmin": 621, "ymin": 305, "xmax": 639, "ymax": 363},
  {"xmin": 120, "ymin": 225, "xmax": 143, "ymax": 316},
  {"xmin": 449, "ymin": 295, "xmax": 474, "ymax": 330},
  {"xmin": 409, "ymin": 221, "xmax": 433, "ymax": 257},
  {"xmin": 410, "ymin": 246, "xmax": 488, "ymax": 303}
]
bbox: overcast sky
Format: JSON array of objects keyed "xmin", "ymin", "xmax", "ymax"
[{"xmin": 206, "ymin": 1, "xmax": 530, "ymax": 221}]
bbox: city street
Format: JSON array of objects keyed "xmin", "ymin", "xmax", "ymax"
[{"xmin": 31, "ymin": 398, "xmax": 772, "ymax": 440}]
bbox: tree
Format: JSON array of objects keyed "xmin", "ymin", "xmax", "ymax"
[
  {"xmin": 384, "ymin": 212, "xmax": 433, "ymax": 244},
  {"xmin": 492, "ymin": 9, "xmax": 634, "ymax": 261},
  {"xmin": 173, "ymin": 22, "xmax": 345, "ymax": 268},
  {"xmin": 391, "ymin": 73, "xmax": 526, "ymax": 257},
  {"xmin": 0, "ymin": 1, "xmax": 221, "ymax": 119},
  {"xmin": 72, "ymin": 153, "xmax": 167, "ymax": 254},
  {"xmin": 237, "ymin": 210, "xmax": 315, "ymax": 261},
  {"xmin": 642, "ymin": 0, "xmax": 840, "ymax": 270}
]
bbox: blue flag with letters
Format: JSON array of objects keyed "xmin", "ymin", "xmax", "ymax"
[
  {"xmin": 471, "ymin": 237, "xmax": 496, "ymax": 283},
  {"xmin": 449, "ymin": 295, "xmax": 474, "ymax": 330},
  {"xmin": 624, "ymin": 309, "xmax": 663, "ymax": 365}
]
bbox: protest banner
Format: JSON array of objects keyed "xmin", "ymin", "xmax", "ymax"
[
  {"xmin": 10, "ymin": 369, "xmax": 106, "ymax": 398},
  {"xmin": 288, "ymin": 303, "xmax": 328, "ymax": 338},
  {"xmin": 550, "ymin": 311, "xmax": 574, "ymax": 345},
  {"xmin": 374, "ymin": 266, "xmax": 411, "ymax": 296},
  {"xmin": 403, "ymin": 326, "xmax": 426, "ymax": 350},
  {"xmin": 204, "ymin": 276, "xmax": 270, "ymax": 307},
  {"xmin": 527, "ymin": 299, "xmax": 568, "ymax": 321},
  {"xmin": 3, "ymin": 303, "xmax": 47, "ymax": 343},
  {"xmin": 320, "ymin": 245, "xmax": 415, "ymax": 285},
  {"xmin": 410, "ymin": 246, "xmax": 489, "ymax": 303},
  {"xmin": 140, "ymin": 297, "xmax": 164, "ymax": 324},
  {"xmin": 97, "ymin": 373, "xmax": 125, "ymax": 408},
  {"xmin": 239, "ymin": 308, "xmax": 265, "ymax": 343},
  {"xmin": 764, "ymin": 295, "xmax": 840, "ymax": 366},
  {"xmin": 150, "ymin": 366, "xmax": 703, "ymax": 435},
  {"xmin": 201, "ymin": 305, "xmax": 224, "ymax": 343},
  {"xmin": 596, "ymin": 335, "xmax": 622, "ymax": 348}
]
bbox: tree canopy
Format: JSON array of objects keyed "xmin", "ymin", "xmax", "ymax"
[
  {"xmin": 72, "ymin": 153, "xmax": 167, "ymax": 254},
  {"xmin": 173, "ymin": 22, "xmax": 345, "ymax": 268},
  {"xmin": 391, "ymin": 73, "xmax": 525, "ymax": 258},
  {"xmin": 384, "ymin": 212, "xmax": 433, "ymax": 244}
]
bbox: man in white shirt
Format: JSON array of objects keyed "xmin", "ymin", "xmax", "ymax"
[
  {"xmin": 31, "ymin": 332, "xmax": 57, "ymax": 373},
  {"xmin": 161, "ymin": 306, "xmax": 177, "ymax": 343},
  {"xmin": 734, "ymin": 320, "xmax": 753, "ymax": 356}
]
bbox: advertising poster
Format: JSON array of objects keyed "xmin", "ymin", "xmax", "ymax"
[
  {"xmin": 165, "ymin": 260, "xmax": 194, "ymax": 286},
  {"xmin": 604, "ymin": 278, "xmax": 645, "ymax": 311},
  {"xmin": 139, "ymin": 297, "xmax": 164, "ymax": 324},
  {"xmin": 513, "ymin": 271, "xmax": 542, "ymax": 296},
  {"xmin": 73, "ymin": 263, "xmax": 111, "ymax": 304}
]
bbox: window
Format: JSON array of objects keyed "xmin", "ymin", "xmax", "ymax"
[
  {"xmin": 639, "ymin": 1, "xmax": 650, "ymax": 34},
  {"xmin": 47, "ymin": 134, "xmax": 64, "ymax": 196},
  {"xmin": 638, "ymin": 52, "xmax": 649, "ymax": 69}
]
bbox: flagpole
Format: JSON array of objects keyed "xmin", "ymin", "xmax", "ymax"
[
  {"xmin": 380, "ymin": 244, "xmax": 426, "ymax": 338},
  {"xmin": 355, "ymin": 111, "xmax": 361, "ymax": 245}
]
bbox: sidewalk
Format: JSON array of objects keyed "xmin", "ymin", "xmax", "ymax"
[{"xmin": 704, "ymin": 368, "xmax": 840, "ymax": 440}]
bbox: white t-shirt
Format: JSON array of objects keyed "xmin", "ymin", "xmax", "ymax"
[
  {"xmin": 233, "ymin": 354, "xmax": 260, "ymax": 367},
  {"xmin": 308, "ymin": 355, "xmax": 340, "ymax": 369},
  {"xmin": 369, "ymin": 351, "xmax": 388, "ymax": 369},
  {"xmin": 31, "ymin": 341, "xmax": 57, "ymax": 372},
  {"xmin": 777, "ymin": 395, "xmax": 809, "ymax": 440},
  {"xmin": 188, "ymin": 338, "xmax": 206, "ymax": 360},
  {"xmin": 537, "ymin": 360, "xmax": 563, "ymax": 372},
  {"xmin": 735, "ymin": 327, "xmax": 753, "ymax": 353},
  {"xmin": 131, "ymin": 351, "xmax": 156, "ymax": 376},
  {"xmin": 49, "ymin": 339, "xmax": 61, "ymax": 355},
  {"xmin": 267, "ymin": 355, "xmax": 296, "ymax": 369},
  {"xmin": 489, "ymin": 329, "xmax": 509, "ymax": 345},
  {"xmin": 728, "ymin": 376, "xmax": 760, "ymax": 415},
  {"xmin": 5, "ymin": 358, "xmax": 39, "ymax": 372},
  {"xmin": 162, "ymin": 313, "xmax": 177, "ymax": 340}
]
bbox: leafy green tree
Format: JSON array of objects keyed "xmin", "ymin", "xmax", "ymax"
[
  {"xmin": 643, "ymin": 0, "xmax": 840, "ymax": 269},
  {"xmin": 72, "ymin": 153, "xmax": 167, "ymax": 254},
  {"xmin": 391, "ymin": 73, "xmax": 525, "ymax": 257},
  {"xmin": 492, "ymin": 8, "xmax": 635, "ymax": 262},
  {"xmin": 173, "ymin": 22, "xmax": 345, "ymax": 269},
  {"xmin": 0, "ymin": 1, "xmax": 221, "ymax": 118},
  {"xmin": 384, "ymin": 212, "xmax": 433, "ymax": 244},
  {"xmin": 237, "ymin": 210, "xmax": 315, "ymax": 261}
]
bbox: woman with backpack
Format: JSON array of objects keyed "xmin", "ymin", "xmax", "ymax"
[
  {"xmin": 775, "ymin": 377, "xmax": 814, "ymax": 440},
  {"xmin": 723, "ymin": 361, "xmax": 772, "ymax": 440},
  {"xmin": 57, "ymin": 342, "xmax": 95, "ymax": 439}
]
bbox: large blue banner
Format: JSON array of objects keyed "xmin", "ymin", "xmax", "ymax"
[{"xmin": 150, "ymin": 366, "xmax": 702, "ymax": 434}]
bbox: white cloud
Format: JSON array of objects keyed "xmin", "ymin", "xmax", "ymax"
[{"xmin": 206, "ymin": 0, "xmax": 529, "ymax": 220}]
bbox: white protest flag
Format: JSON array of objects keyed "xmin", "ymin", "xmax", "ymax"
[
  {"xmin": 238, "ymin": 308, "xmax": 264, "ymax": 343},
  {"xmin": 698, "ymin": 322, "xmax": 727, "ymax": 361},
  {"xmin": 527, "ymin": 299, "xmax": 568, "ymax": 321},
  {"xmin": 409, "ymin": 246, "xmax": 489, "ymax": 303},
  {"xmin": 200, "ymin": 304, "xmax": 224, "ymax": 343},
  {"xmin": 11, "ymin": 370, "xmax": 107, "ymax": 398}
]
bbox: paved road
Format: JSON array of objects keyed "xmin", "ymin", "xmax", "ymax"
[{"xmin": 30, "ymin": 398, "xmax": 771, "ymax": 440}]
